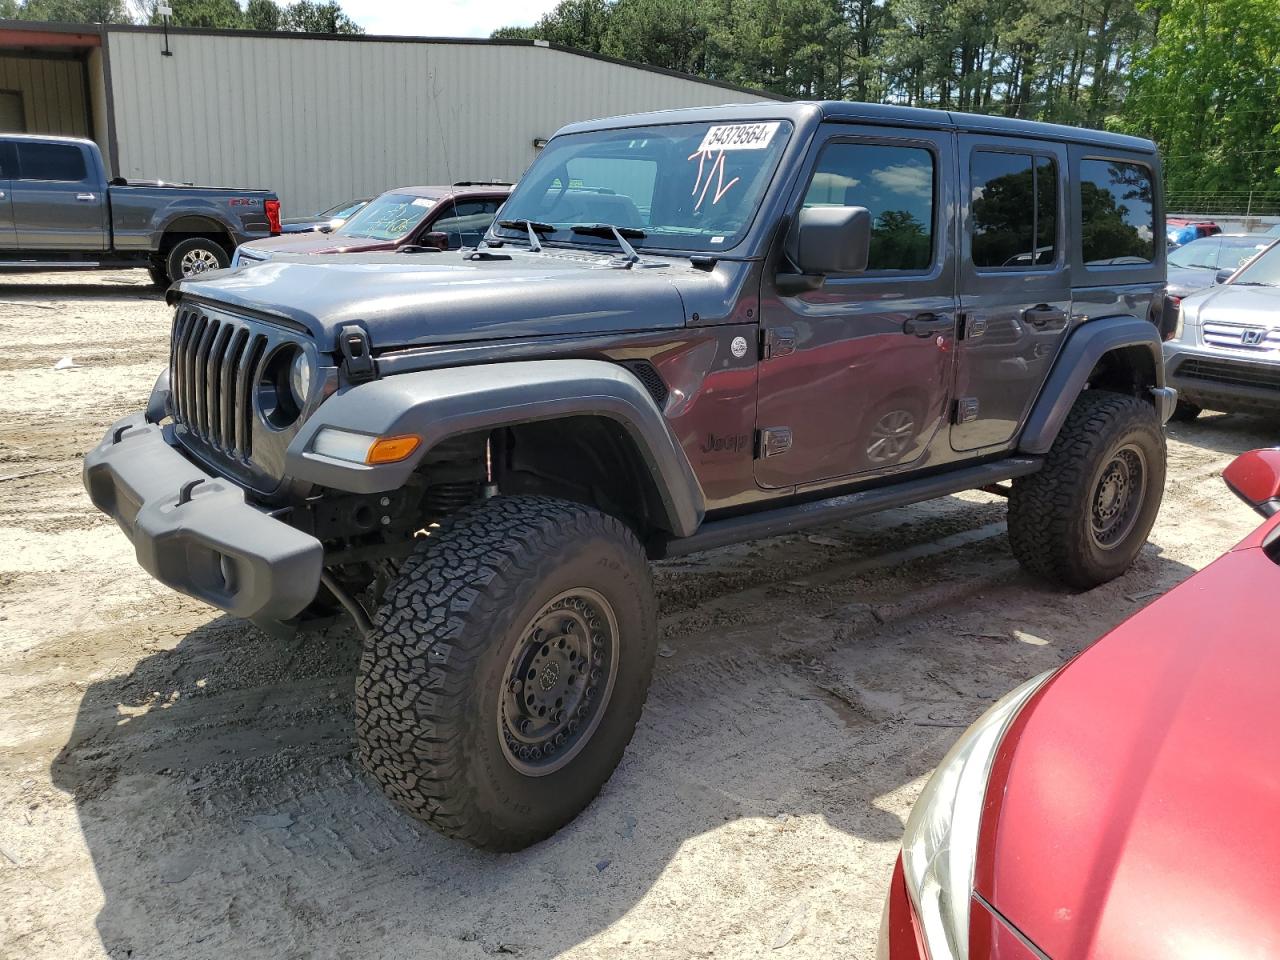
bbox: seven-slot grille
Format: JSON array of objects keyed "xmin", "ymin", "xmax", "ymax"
[{"xmin": 170, "ymin": 306, "xmax": 269, "ymax": 460}]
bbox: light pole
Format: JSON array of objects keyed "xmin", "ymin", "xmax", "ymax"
[{"xmin": 158, "ymin": 3, "xmax": 173, "ymax": 57}]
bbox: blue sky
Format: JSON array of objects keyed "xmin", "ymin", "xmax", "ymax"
[{"xmin": 341, "ymin": 1, "xmax": 563, "ymax": 38}]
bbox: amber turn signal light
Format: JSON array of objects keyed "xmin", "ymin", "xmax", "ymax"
[{"xmin": 365, "ymin": 434, "xmax": 421, "ymax": 464}]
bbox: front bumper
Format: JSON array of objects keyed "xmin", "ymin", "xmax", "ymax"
[
  {"xmin": 83, "ymin": 413, "xmax": 323, "ymax": 621},
  {"xmin": 1164, "ymin": 341, "xmax": 1280, "ymax": 411}
]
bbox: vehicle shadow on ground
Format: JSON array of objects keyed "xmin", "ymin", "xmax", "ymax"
[
  {"xmin": 0, "ymin": 279, "xmax": 162, "ymax": 300},
  {"xmin": 50, "ymin": 537, "xmax": 1198, "ymax": 959},
  {"xmin": 1167, "ymin": 410, "xmax": 1280, "ymax": 457}
]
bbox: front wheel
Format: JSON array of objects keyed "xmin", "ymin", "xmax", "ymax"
[
  {"xmin": 165, "ymin": 237, "xmax": 229, "ymax": 282},
  {"xmin": 355, "ymin": 495, "xmax": 657, "ymax": 851},
  {"xmin": 1009, "ymin": 390, "xmax": 1166, "ymax": 589}
]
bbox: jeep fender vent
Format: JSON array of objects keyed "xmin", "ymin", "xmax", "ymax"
[{"xmin": 618, "ymin": 360, "xmax": 669, "ymax": 408}]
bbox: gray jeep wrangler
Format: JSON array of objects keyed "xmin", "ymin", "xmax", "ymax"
[{"xmin": 84, "ymin": 102, "xmax": 1174, "ymax": 850}]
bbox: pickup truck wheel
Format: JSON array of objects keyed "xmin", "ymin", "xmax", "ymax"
[
  {"xmin": 1169, "ymin": 400, "xmax": 1202, "ymax": 422},
  {"xmin": 355, "ymin": 495, "xmax": 657, "ymax": 851},
  {"xmin": 147, "ymin": 264, "xmax": 169, "ymax": 288},
  {"xmin": 1008, "ymin": 390, "xmax": 1166, "ymax": 589},
  {"xmin": 166, "ymin": 237, "xmax": 229, "ymax": 281}
]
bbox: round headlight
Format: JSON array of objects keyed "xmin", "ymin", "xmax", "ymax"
[{"xmin": 290, "ymin": 350, "xmax": 312, "ymax": 407}]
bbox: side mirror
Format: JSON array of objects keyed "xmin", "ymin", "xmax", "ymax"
[
  {"xmin": 420, "ymin": 231, "xmax": 450, "ymax": 251},
  {"xmin": 1223, "ymin": 448, "xmax": 1280, "ymax": 516},
  {"xmin": 793, "ymin": 205, "xmax": 871, "ymax": 277},
  {"xmin": 1215, "ymin": 267, "xmax": 1235, "ymax": 285}
]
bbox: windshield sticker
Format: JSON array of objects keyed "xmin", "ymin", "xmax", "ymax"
[
  {"xmin": 412, "ymin": 198, "xmax": 436, "ymax": 209},
  {"xmin": 710, "ymin": 236, "xmax": 725, "ymax": 244},
  {"xmin": 697, "ymin": 121, "xmax": 781, "ymax": 153},
  {"xmin": 688, "ymin": 148, "xmax": 741, "ymax": 210}
]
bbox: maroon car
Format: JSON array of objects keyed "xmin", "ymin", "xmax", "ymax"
[
  {"xmin": 880, "ymin": 448, "xmax": 1280, "ymax": 960},
  {"xmin": 231, "ymin": 182, "xmax": 509, "ymax": 266}
]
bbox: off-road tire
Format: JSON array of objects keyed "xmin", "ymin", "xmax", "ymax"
[
  {"xmin": 1009, "ymin": 390, "xmax": 1166, "ymax": 589},
  {"xmin": 1169, "ymin": 399, "xmax": 1202, "ymax": 422},
  {"xmin": 165, "ymin": 237, "xmax": 229, "ymax": 282},
  {"xmin": 355, "ymin": 495, "xmax": 657, "ymax": 851}
]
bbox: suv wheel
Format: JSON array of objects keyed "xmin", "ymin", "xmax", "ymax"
[
  {"xmin": 165, "ymin": 237, "xmax": 229, "ymax": 282},
  {"xmin": 355, "ymin": 495, "xmax": 657, "ymax": 851},
  {"xmin": 1008, "ymin": 390, "xmax": 1166, "ymax": 589}
]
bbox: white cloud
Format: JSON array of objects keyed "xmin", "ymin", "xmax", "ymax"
[
  {"xmin": 873, "ymin": 164, "xmax": 931, "ymax": 196},
  {"xmin": 342, "ymin": 0, "xmax": 563, "ymax": 39}
]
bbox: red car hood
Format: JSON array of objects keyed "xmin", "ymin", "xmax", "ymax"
[
  {"xmin": 977, "ymin": 523, "xmax": 1280, "ymax": 959},
  {"xmin": 240, "ymin": 232, "xmax": 394, "ymax": 255}
]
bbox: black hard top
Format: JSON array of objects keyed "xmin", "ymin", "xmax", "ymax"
[{"xmin": 557, "ymin": 100, "xmax": 1155, "ymax": 154}]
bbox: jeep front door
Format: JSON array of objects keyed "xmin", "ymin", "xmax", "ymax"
[
  {"xmin": 755, "ymin": 127, "xmax": 957, "ymax": 489},
  {"xmin": 950, "ymin": 136, "xmax": 1071, "ymax": 451}
]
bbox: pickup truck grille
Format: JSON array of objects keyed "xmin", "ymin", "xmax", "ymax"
[{"xmin": 170, "ymin": 306, "xmax": 269, "ymax": 460}]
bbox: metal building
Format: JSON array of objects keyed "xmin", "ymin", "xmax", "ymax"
[{"xmin": 0, "ymin": 19, "xmax": 775, "ymax": 215}]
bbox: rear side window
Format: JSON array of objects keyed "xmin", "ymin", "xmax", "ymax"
[
  {"xmin": 803, "ymin": 142, "xmax": 935, "ymax": 272},
  {"xmin": 1079, "ymin": 159, "xmax": 1155, "ymax": 265},
  {"xmin": 16, "ymin": 142, "xmax": 88, "ymax": 182},
  {"xmin": 970, "ymin": 151, "xmax": 1058, "ymax": 269}
]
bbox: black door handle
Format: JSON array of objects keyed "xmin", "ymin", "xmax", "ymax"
[
  {"xmin": 1021, "ymin": 304, "xmax": 1068, "ymax": 327},
  {"xmin": 903, "ymin": 313, "xmax": 952, "ymax": 337}
]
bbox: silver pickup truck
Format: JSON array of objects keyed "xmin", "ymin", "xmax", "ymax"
[{"xmin": 0, "ymin": 134, "xmax": 280, "ymax": 284}]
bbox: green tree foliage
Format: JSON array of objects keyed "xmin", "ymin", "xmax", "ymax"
[
  {"xmin": 279, "ymin": 0, "xmax": 360, "ymax": 34},
  {"xmin": 16, "ymin": 0, "xmax": 130, "ymax": 21},
  {"xmin": 243, "ymin": 0, "xmax": 280, "ymax": 29},
  {"xmin": 1117, "ymin": 0, "xmax": 1280, "ymax": 207},
  {"xmin": 156, "ymin": 0, "xmax": 243, "ymax": 28},
  {"xmin": 15, "ymin": 0, "xmax": 361, "ymax": 34}
]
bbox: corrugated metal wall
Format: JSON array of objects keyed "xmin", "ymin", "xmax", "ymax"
[
  {"xmin": 0, "ymin": 54, "xmax": 90, "ymax": 136},
  {"xmin": 105, "ymin": 31, "xmax": 771, "ymax": 215}
]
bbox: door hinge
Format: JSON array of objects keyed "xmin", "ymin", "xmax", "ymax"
[
  {"xmin": 757, "ymin": 426, "xmax": 793, "ymax": 458},
  {"xmin": 760, "ymin": 326, "xmax": 797, "ymax": 360},
  {"xmin": 338, "ymin": 324, "xmax": 376, "ymax": 382},
  {"xmin": 954, "ymin": 397, "xmax": 980, "ymax": 423}
]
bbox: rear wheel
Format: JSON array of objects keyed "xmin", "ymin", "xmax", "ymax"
[
  {"xmin": 1009, "ymin": 390, "xmax": 1166, "ymax": 589},
  {"xmin": 165, "ymin": 237, "xmax": 229, "ymax": 282},
  {"xmin": 1169, "ymin": 399, "xmax": 1202, "ymax": 422},
  {"xmin": 355, "ymin": 495, "xmax": 657, "ymax": 851}
]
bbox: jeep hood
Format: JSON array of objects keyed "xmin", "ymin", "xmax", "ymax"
[{"xmin": 176, "ymin": 250, "xmax": 694, "ymax": 350}]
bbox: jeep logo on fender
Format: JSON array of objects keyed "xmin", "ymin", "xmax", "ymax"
[{"xmin": 700, "ymin": 433, "xmax": 750, "ymax": 454}]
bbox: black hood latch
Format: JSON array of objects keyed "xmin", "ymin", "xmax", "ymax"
[{"xmin": 338, "ymin": 324, "xmax": 376, "ymax": 383}]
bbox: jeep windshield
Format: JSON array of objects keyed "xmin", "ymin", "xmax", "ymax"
[
  {"xmin": 492, "ymin": 120, "xmax": 793, "ymax": 253},
  {"xmin": 337, "ymin": 193, "xmax": 436, "ymax": 241}
]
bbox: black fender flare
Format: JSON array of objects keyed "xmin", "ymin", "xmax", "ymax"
[
  {"xmin": 285, "ymin": 359, "xmax": 706, "ymax": 537},
  {"xmin": 1019, "ymin": 316, "xmax": 1166, "ymax": 455}
]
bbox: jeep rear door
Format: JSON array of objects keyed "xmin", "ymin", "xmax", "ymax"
[
  {"xmin": 950, "ymin": 135, "xmax": 1071, "ymax": 451},
  {"xmin": 755, "ymin": 125, "xmax": 957, "ymax": 489}
]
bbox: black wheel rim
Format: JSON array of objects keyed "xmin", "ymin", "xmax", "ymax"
[
  {"xmin": 1090, "ymin": 443, "xmax": 1147, "ymax": 549},
  {"xmin": 498, "ymin": 588, "xmax": 619, "ymax": 776}
]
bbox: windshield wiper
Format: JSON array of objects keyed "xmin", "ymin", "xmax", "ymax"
[
  {"xmin": 497, "ymin": 219, "xmax": 556, "ymax": 252},
  {"xmin": 1232, "ymin": 281, "xmax": 1275, "ymax": 287},
  {"xmin": 571, "ymin": 223, "xmax": 645, "ymax": 263}
]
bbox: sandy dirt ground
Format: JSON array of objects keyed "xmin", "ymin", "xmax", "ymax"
[{"xmin": 0, "ymin": 270, "xmax": 1272, "ymax": 960}]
